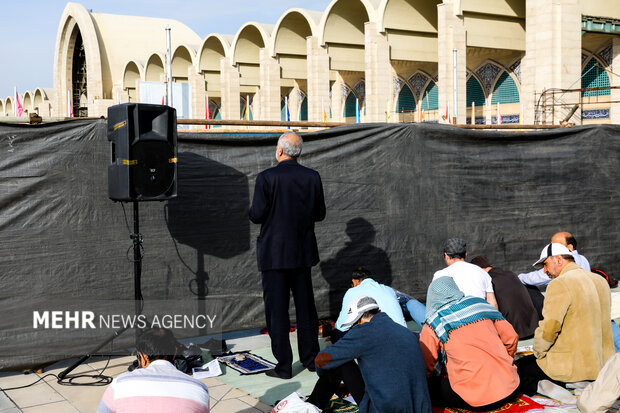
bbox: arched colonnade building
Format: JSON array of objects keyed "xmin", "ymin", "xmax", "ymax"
[{"xmin": 2, "ymin": 0, "xmax": 619, "ymax": 125}]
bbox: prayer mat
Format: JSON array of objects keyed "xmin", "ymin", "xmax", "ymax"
[
  {"xmin": 217, "ymin": 351, "xmax": 276, "ymax": 375},
  {"xmin": 431, "ymin": 395, "xmax": 544, "ymax": 413},
  {"xmin": 327, "ymin": 397, "xmax": 359, "ymax": 413}
]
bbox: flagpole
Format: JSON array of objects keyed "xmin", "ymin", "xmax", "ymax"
[
  {"xmin": 497, "ymin": 102, "xmax": 502, "ymax": 125},
  {"xmin": 471, "ymin": 101, "xmax": 475, "ymax": 125},
  {"xmin": 165, "ymin": 26, "xmax": 173, "ymax": 107},
  {"xmin": 355, "ymin": 98, "xmax": 360, "ymax": 123}
]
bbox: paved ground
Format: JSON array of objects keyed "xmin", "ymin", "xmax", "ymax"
[{"xmin": 0, "ymin": 330, "xmax": 279, "ymax": 413}]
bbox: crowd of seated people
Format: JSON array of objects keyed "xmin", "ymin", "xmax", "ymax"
[{"xmin": 98, "ymin": 234, "xmax": 618, "ymax": 413}]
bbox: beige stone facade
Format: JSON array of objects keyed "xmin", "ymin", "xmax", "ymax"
[{"xmin": 2, "ymin": 0, "xmax": 619, "ymax": 125}]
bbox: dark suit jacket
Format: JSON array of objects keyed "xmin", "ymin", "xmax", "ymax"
[{"xmin": 249, "ymin": 159, "xmax": 326, "ymax": 272}]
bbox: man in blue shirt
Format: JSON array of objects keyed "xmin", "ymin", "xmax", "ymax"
[
  {"xmin": 308, "ymin": 296, "xmax": 432, "ymax": 413},
  {"xmin": 335, "ymin": 267, "xmax": 406, "ymax": 333}
]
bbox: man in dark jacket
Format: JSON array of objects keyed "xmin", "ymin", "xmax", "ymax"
[
  {"xmin": 249, "ymin": 131, "xmax": 326, "ymax": 379},
  {"xmin": 471, "ymin": 255, "xmax": 539, "ymax": 339},
  {"xmin": 308, "ymin": 296, "xmax": 432, "ymax": 413}
]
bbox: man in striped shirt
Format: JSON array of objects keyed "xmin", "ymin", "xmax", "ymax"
[{"xmin": 98, "ymin": 328, "xmax": 210, "ymax": 413}]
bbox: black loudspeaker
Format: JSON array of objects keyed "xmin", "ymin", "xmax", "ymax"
[{"xmin": 107, "ymin": 103, "xmax": 177, "ymax": 201}]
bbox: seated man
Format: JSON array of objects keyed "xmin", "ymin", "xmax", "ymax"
[
  {"xmin": 334, "ymin": 267, "xmax": 407, "ymax": 337},
  {"xmin": 518, "ymin": 231, "xmax": 590, "ymax": 287},
  {"xmin": 471, "ymin": 255, "xmax": 539, "ymax": 339},
  {"xmin": 516, "ymin": 243, "xmax": 614, "ymax": 397},
  {"xmin": 98, "ymin": 328, "xmax": 210, "ymax": 413},
  {"xmin": 432, "ymin": 238, "xmax": 498, "ymax": 308},
  {"xmin": 308, "ymin": 296, "xmax": 432, "ymax": 413}
]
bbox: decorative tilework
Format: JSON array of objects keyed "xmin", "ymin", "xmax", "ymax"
[
  {"xmin": 476, "ymin": 63, "xmax": 502, "ymax": 94},
  {"xmin": 341, "ymin": 84, "xmax": 349, "ymax": 105},
  {"xmin": 599, "ymin": 44, "xmax": 613, "ymax": 69},
  {"xmin": 466, "ymin": 118, "xmax": 488, "ymax": 125},
  {"xmin": 492, "ymin": 114, "xmax": 520, "ymax": 124},
  {"xmin": 393, "ymin": 76, "xmax": 404, "ymax": 100},
  {"xmin": 409, "ymin": 72, "xmax": 429, "ymax": 100},
  {"xmin": 582, "ymin": 108, "xmax": 610, "ymax": 119},
  {"xmin": 354, "ymin": 81, "xmax": 365, "ymax": 104},
  {"xmin": 296, "ymin": 90, "xmax": 305, "ymax": 102},
  {"xmin": 510, "ymin": 60, "xmax": 521, "ymax": 84}
]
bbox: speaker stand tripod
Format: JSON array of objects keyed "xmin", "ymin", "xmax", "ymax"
[{"xmin": 58, "ymin": 201, "xmax": 143, "ymax": 380}]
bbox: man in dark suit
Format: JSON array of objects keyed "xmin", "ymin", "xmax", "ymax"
[{"xmin": 249, "ymin": 131, "xmax": 326, "ymax": 379}]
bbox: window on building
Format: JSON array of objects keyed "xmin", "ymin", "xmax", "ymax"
[
  {"xmin": 582, "ymin": 58, "xmax": 610, "ymax": 97},
  {"xmin": 491, "ymin": 72, "xmax": 520, "ymax": 104},
  {"xmin": 467, "ymin": 76, "xmax": 486, "ymax": 107},
  {"xmin": 300, "ymin": 97, "xmax": 308, "ymax": 121},
  {"xmin": 344, "ymin": 90, "xmax": 357, "ymax": 118},
  {"xmin": 397, "ymin": 84, "xmax": 416, "ymax": 113},
  {"xmin": 420, "ymin": 81, "xmax": 438, "ymax": 111}
]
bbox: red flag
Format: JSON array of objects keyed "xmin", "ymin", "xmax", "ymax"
[{"xmin": 162, "ymin": 96, "xmax": 165, "ymax": 105}]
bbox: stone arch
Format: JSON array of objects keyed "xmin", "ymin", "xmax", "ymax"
[
  {"xmin": 172, "ymin": 44, "xmax": 196, "ymax": 81},
  {"xmin": 33, "ymin": 88, "xmax": 48, "ymax": 115},
  {"xmin": 319, "ymin": 0, "xmax": 376, "ymax": 71},
  {"xmin": 5, "ymin": 97, "xmax": 14, "ymax": 116},
  {"xmin": 22, "ymin": 91, "xmax": 33, "ymax": 114},
  {"xmin": 145, "ymin": 54, "xmax": 165, "ymax": 82},
  {"xmin": 271, "ymin": 9, "xmax": 321, "ymax": 79},
  {"xmin": 0, "ymin": 99, "xmax": 4, "ymax": 116},
  {"xmin": 379, "ymin": 0, "xmax": 440, "ymax": 62},
  {"xmin": 232, "ymin": 23, "xmax": 274, "ymax": 87},
  {"xmin": 53, "ymin": 3, "xmax": 104, "ymax": 117},
  {"xmin": 199, "ymin": 34, "xmax": 232, "ymax": 94},
  {"xmin": 122, "ymin": 61, "xmax": 143, "ymax": 102}
]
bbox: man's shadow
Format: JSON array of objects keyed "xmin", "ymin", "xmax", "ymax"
[
  {"xmin": 165, "ymin": 152, "xmax": 250, "ymax": 333},
  {"xmin": 320, "ymin": 217, "xmax": 392, "ymax": 318}
]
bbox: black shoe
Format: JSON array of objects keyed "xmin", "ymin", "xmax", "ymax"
[
  {"xmin": 265, "ymin": 369, "xmax": 292, "ymax": 379},
  {"xmin": 305, "ymin": 363, "xmax": 316, "ymax": 372}
]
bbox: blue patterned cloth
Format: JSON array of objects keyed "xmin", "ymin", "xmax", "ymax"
[{"xmin": 426, "ymin": 277, "xmax": 505, "ymax": 344}]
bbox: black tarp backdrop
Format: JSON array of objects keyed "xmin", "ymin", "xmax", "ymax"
[{"xmin": 0, "ymin": 119, "xmax": 619, "ymax": 369}]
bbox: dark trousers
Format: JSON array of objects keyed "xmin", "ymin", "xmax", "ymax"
[
  {"xmin": 428, "ymin": 375, "xmax": 518, "ymax": 412},
  {"xmin": 516, "ymin": 354, "xmax": 565, "ymax": 396},
  {"xmin": 262, "ymin": 267, "xmax": 319, "ymax": 376},
  {"xmin": 307, "ymin": 361, "xmax": 365, "ymax": 409}
]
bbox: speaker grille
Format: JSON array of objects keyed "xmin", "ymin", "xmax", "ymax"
[{"xmin": 131, "ymin": 140, "xmax": 175, "ymax": 198}]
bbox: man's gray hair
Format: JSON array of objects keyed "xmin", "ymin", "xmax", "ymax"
[{"xmin": 277, "ymin": 132, "xmax": 303, "ymax": 158}]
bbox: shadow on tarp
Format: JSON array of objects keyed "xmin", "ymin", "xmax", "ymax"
[{"xmin": 320, "ymin": 217, "xmax": 392, "ymax": 318}]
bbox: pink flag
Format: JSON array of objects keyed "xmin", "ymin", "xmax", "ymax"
[
  {"xmin": 446, "ymin": 103, "xmax": 451, "ymax": 124},
  {"xmin": 15, "ymin": 89, "xmax": 23, "ymax": 117},
  {"xmin": 205, "ymin": 95, "xmax": 211, "ymax": 130}
]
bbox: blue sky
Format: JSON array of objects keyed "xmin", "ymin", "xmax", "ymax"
[{"xmin": 0, "ymin": 0, "xmax": 333, "ymax": 100}]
